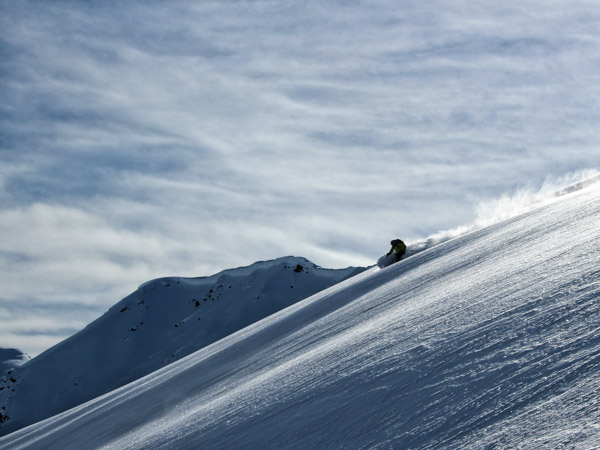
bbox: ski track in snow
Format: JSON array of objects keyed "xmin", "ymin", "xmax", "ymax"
[{"xmin": 1, "ymin": 182, "xmax": 599, "ymax": 449}]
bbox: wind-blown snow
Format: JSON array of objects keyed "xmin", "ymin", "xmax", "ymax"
[
  {"xmin": 1, "ymin": 177, "xmax": 598, "ymax": 448},
  {"xmin": 403, "ymin": 169, "xmax": 600, "ymax": 259}
]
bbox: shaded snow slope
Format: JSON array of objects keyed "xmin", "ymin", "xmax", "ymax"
[
  {"xmin": 0, "ymin": 350, "xmax": 29, "ymax": 376},
  {"xmin": 0, "ymin": 257, "xmax": 364, "ymax": 436},
  {"xmin": 2, "ymin": 183, "xmax": 600, "ymax": 449}
]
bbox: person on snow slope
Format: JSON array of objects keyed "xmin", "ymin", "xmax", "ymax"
[{"xmin": 387, "ymin": 239, "xmax": 407, "ymax": 263}]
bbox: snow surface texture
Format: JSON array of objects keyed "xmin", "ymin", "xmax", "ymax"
[
  {"xmin": 0, "ymin": 258, "xmax": 363, "ymax": 436},
  {"xmin": 2, "ymin": 180, "xmax": 599, "ymax": 449}
]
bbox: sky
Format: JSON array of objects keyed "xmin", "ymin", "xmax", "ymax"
[{"xmin": 1, "ymin": 0, "xmax": 599, "ymax": 357}]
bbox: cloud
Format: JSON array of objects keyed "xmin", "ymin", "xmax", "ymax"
[
  {"xmin": 0, "ymin": 204, "xmax": 178, "ymax": 303},
  {"xmin": 0, "ymin": 297, "xmax": 101, "ymax": 358},
  {"xmin": 1, "ymin": 0, "xmax": 599, "ymax": 355}
]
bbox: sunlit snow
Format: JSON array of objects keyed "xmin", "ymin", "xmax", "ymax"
[{"xmin": 1, "ymin": 178, "xmax": 599, "ymax": 449}]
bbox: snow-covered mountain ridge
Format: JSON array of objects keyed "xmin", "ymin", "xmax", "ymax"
[
  {"xmin": 0, "ymin": 350, "xmax": 29, "ymax": 376},
  {"xmin": 1, "ymin": 177, "xmax": 599, "ymax": 449},
  {"xmin": 0, "ymin": 257, "xmax": 364, "ymax": 436}
]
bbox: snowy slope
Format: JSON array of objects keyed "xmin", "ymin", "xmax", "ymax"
[
  {"xmin": 0, "ymin": 257, "xmax": 364, "ymax": 436},
  {"xmin": 2, "ymin": 181, "xmax": 599, "ymax": 449},
  {"xmin": 0, "ymin": 349, "xmax": 29, "ymax": 376}
]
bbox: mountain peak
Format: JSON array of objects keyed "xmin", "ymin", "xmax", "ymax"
[
  {"xmin": 2, "ymin": 182, "xmax": 598, "ymax": 448},
  {"xmin": 0, "ymin": 257, "xmax": 365, "ymax": 437},
  {"xmin": 0, "ymin": 349, "xmax": 29, "ymax": 375}
]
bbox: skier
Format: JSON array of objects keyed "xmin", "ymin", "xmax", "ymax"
[{"xmin": 387, "ymin": 239, "xmax": 407, "ymax": 263}]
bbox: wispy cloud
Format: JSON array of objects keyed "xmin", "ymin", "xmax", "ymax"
[{"xmin": 1, "ymin": 0, "xmax": 599, "ymax": 355}]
